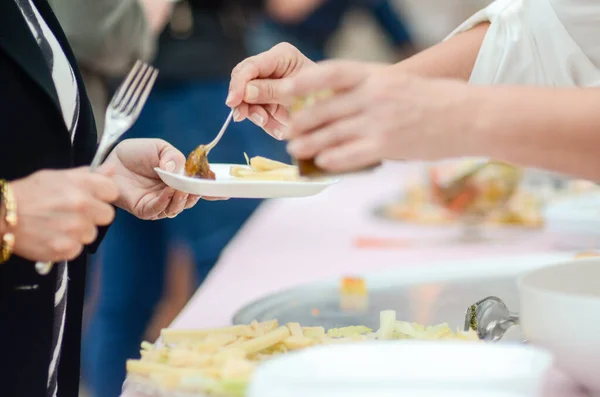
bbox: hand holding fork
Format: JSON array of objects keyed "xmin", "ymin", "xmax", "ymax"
[{"xmin": 34, "ymin": 61, "xmax": 158, "ymax": 275}]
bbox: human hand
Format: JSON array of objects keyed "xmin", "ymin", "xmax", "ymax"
[
  {"xmin": 9, "ymin": 168, "xmax": 119, "ymax": 262},
  {"xmin": 99, "ymin": 138, "xmax": 225, "ymax": 221},
  {"xmin": 226, "ymin": 43, "xmax": 316, "ymax": 139},
  {"xmin": 282, "ymin": 61, "xmax": 475, "ymax": 173}
]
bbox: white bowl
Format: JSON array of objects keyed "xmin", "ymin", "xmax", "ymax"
[
  {"xmin": 518, "ymin": 258, "xmax": 600, "ymax": 394},
  {"xmin": 247, "ymin": 342, "xmax": 552, "ymax": 397}
]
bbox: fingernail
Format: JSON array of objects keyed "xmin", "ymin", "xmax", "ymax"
[
  {"xmin": 250, "ymin": 113, "xmax": 264, "ymax": 127},
  {"xmin": 225, "ymin": 92, "xmax": 234, "ymax": 105},
  {"xmin": 245, "ymin": 84, "xmax": 259, "ymax": 101},
  {"xmin": 274, "ymin": 128, "xmax": 284, "ymax": 140},
  {"xmin": 165, "ymin": 160, "xmax": 176, "ymax": 172},
  {"xmin": 233, "ymin": 108, "xmax": 241, "ymax": 121},
  {"xmin": 287, "ymin": 140, "xmax": 301, "ymax": 154},
  {"xmin": 315, "ymin": 155, "xmax": 329, "ymax": 168}
]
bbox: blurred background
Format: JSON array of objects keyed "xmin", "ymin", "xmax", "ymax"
[{"xmin": 47, "ymin": 1, "xmax": 597, "ymax": 396}]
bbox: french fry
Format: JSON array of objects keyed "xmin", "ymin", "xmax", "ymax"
[
  {"xmin": 211, "ymin": 348, "xmax": 247, "ymax": 365},
  {"xmin": 249, "ymin": 156, "xmax": 293, "ymax": 172},
  {"xmin": 220, "ymin": 358, "xmax": 256, "ymax": 380},
  {"xmin": 127, "ymin": 360, "xmax": 173, "ymax": 376},
  {"xmin": 286, "ymin": 322, "xmax": 303, "ymax": 337},
  {"xmin": 204, "ymin": 333, "xmax": 238, "ymax": 347},
  {"xmin": 237, "ymin": 326, "xmax": 290, "ymax": 355},
  {"xmin": 168, "ymin": 349, "xmax": 212, "ymax": 367},
  {"xmin": 282, "ymin": 336, "xmax": 315, "ymax": 350},
  {"xmin": 230, "ymin": 166, "xmax": 251, "ymax": 177},
  {"xmin": 141, "ymin": 341, "xmax": 155, "ymax": 351},
  {"xmin": 161, "ymin": 325, "xmax": 254, "ymax": 344},
  {"xmin": 230, "ymin": 154, "xmax": 301, "ymax": 181},
  {"xmin": 130, "ymin": 310, "xmax": 481, "ymax": 396},
  {"xmin": 257, "ymin": 319, "xmax": 279, "ymax": 334},
  {"xmin": 301, "ymin": 326, "xmax": 326, "ymax": 338},
  {"xmin": 230, "ymin": 166, "xmax": 299, "ymax": 181}
]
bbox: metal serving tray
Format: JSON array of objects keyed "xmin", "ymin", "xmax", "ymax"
[{"xmin": 233, "ymin": 252, "xmax": 573, "ymax": 341}]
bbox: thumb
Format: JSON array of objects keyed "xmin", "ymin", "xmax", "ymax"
[
  {"xmin": 244, "ymin": 78, "xmax": 292, "ymax": 106},
  {"xmin": 158, "ymin": 144, "xmax": 187, "ymax": 174}
]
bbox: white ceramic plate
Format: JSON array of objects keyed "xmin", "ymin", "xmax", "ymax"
[
  {"xmin": 155, "ymin": 164, "xmax": 339, "ymax": 199},
  {"xmin": 248, "ymin": 342, "xmax": 553, "ymax": 397}
]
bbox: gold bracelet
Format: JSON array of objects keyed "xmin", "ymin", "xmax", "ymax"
[{"xmin": 0, "ymin": 180, "xmax": 17, "ymax": 264}]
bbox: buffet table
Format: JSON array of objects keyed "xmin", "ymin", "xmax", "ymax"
[{"xmin": 122, "ymin": 162, "xmax": 586, "ymax": 397}]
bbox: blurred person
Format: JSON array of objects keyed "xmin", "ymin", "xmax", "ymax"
[
  {"xmin": 49, "ymin": 0, "xmax": 172, "ymax": 133},
  {"xmin": 247, "ymin": 0, "xmax": 414, "ymax": 61},
  {"xmin": 226, "ymin": 0, "xmax": 600, "ymax": 182},
  {"xmin": 0, "ymin": 0, "xmax": 209, "ymax": 395},
  {"xmin": 80, "ymin": 1, "xmax": 290, "ymax": 396}
]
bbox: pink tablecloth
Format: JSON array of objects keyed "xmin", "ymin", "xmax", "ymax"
[{"xmin": 121, "ymin": 162, "xmax": 586, "ymax": 397}]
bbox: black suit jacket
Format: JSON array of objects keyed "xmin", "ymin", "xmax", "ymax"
[{"xmin": 0, "ymin": 1, "xmax": 104, "ymax": 396}]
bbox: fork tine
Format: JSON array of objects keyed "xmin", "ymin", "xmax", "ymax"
[
  {"xmin": 127, "ymin": 69, "xmax": 158, "ymax": 121},
  {"xmin": 123, "ymin": 66, "xmax": 155, "ymax": 115},
  {"xmin": 115, "ymin": 63, "xmax": 149, "ymax": 112},
  {"xmin": 110, "ymin": 60, "xmax": 142, "ymax": 109}
]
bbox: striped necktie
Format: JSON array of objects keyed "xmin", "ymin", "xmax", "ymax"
[{"xmin": 48, "ymin": 262, "xmax": 68, "ymax": 397}]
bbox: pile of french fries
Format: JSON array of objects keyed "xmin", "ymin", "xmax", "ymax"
[
  {"xmin": 126, "ymin": 311, "xmax": 479, "ymax": 396},
  {"xmin": 229, "ymin": 154, "xmax": 300, "ymax": 181}
]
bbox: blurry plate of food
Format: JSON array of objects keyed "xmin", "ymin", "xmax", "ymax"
[
  {"xmin": 375, "ymin": 184, "xmax": 544, "ymax": 229},
  {"xmin": 155, "ymin": 152, "xmax": 339, "ymax": 199},
  {"xmin": 124, "ymin": 310, "xmax": 480, "ymax": 397}
]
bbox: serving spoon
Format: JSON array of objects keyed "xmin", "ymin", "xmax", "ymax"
[{"xmin": 464, "ymin": 296, "xmax": 522, "ymax": 342}]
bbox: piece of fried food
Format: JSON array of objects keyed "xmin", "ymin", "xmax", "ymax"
[
  {"xmin": 185, "ymin": 145, "xmax": 215, "ymax": 180},
  {"xmin": 230, "ymin": 154, "xmax": 300, "ymax": 181},
  {"xmin": 248, "ymin": 156, "xmax": 293, "ymax": 172}
]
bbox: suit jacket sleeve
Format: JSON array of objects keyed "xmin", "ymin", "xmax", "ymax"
[{"xmin": 48, "ymin": 0, "xmax": 155, "ymax": 76}]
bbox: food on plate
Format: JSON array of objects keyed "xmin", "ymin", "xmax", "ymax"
[
  {"xmin": 430, "ymin": 161, "xmax": 522, "ymax": 216},
  {"xmin": 381, "ymin": 184, "xmax": 544, "ymax": 228},
  {"xmin": 126, "ymin": 310, "xmax": 479, "ymax": 396},
  {"xmin": 229, "ymin": 154, "xmax": 300, "ymax": 181},
  {"xmin": 185, "ymin": 145, "xmax": 215, "ymax": 180},
  {"xmin": 339, "ymin": 276, "xmax": 368, "ymax": 311},
  {"xmin": 290, "ymin": 91, "xmax": 333, "ymax": 177}
]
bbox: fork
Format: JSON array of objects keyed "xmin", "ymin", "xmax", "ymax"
[
  {"xmin": 34, "ymin": 60, "xmax": 159, "ymax": 276},
  {"xmin": 205, "ymin": 109, "xmax": 234, "ymax": 154}
]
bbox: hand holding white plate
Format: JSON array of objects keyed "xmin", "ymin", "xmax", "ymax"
[{"xmin": 155, "ymin": 164, "xmax": 339, "ymax": 199}]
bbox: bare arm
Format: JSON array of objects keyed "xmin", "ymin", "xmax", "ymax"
[
  {"xmin": 467, "ymin": 86, "xmax": 600, "ymax": 181},
  {"xmin": 345, "ymin": 22, "xmax": 490, "ymax": 79},
  {"xmin": 393, "ymin": 22, "xmax": 490, "ymax": 80}
]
